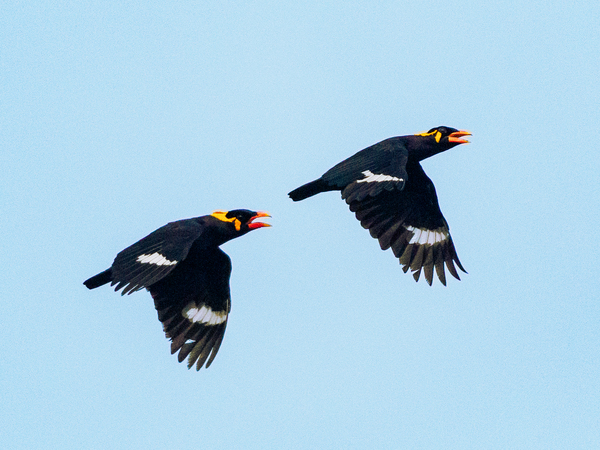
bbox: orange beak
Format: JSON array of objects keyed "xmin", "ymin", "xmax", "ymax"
[
  {"xmin": 248, "ymin": 211, "xmax": 272, "ymax": 229},
  {"xmin": 448, "ymin": 130, "xmax": 472, "ymax": 144}
]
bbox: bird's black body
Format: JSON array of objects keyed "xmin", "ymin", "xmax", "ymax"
[
  {"xmin": 84, "ymin": 209, "xmax": 270, "ymax": 370},
  {"xmin": 289, "ymin": 126, "xmax": 471, "ymax": 286}
]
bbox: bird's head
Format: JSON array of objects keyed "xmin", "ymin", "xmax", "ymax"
[
  {"xmin": 210, "ymin": 209, "xmax": 271, "ymax": 238},
  {"xmin": 409, "ymin": 126, "xmax": 472, "ymax": 160}
]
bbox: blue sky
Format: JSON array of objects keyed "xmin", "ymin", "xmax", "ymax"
[{"xmin": 2, "ymin": 1, "xmax": 599, "ymax": 448}]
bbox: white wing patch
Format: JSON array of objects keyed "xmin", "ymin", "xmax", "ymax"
[
  {"xmin": 182, "ymin": 302, "xmax": 227, "ymax": 326},
  {"xmin": 136, "ymin": 252, "xmax": 178, "ymax": 266},
  {"xmin": 406, "ymin": 226, "xmax": 448, "ymax": 245},
  {"xmin": 356, "ymin": 170, "xmax": 403, "ymax": 184}
]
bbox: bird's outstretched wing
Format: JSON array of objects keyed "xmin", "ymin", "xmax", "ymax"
[
  {"xmin": 346, "ymin": 162, "xmax": 466, "ymax": 285},
  {"xmin": 109, "ymin": 219, "xmax": 205, "ymax": 295},
  {"xmin": 150, "ymin": 247, "xmax": 232, "ymax": 370}
]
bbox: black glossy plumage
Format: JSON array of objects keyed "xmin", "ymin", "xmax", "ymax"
[
  {"xmin": 288, "ymin": 126, "xmax": 470, "ymax": 286},
  {"xmin": 84, "ymin": 209, "xmax": 270, "ymax": 370}
]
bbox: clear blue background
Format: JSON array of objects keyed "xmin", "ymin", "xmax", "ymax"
[{"xmin": 2, "ymin": 1, "xmax": 599, "ymax": 448}]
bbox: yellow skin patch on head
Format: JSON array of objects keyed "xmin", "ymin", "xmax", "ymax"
[
  {"xmin": 415, "ymin": 129, "xmax": 436, "ymax": 137},
  {"xmin": 211, "ymin": 210, "xmax": 242, "ymax": 231},
  {"xmin": 415, "ymin": 129, "xmax": 442, "ymax": 143}
]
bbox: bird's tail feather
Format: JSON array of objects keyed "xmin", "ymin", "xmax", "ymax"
[
  {"xmin": 288, "ymin": 178, "xmax": 334, "ymax": 201},
  {"xmin": 83, "ymin": 268, "xmax": 112, "ymax": 289}
]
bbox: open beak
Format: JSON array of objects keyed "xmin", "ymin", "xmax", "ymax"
[
  {"xmin": 448, "ymin": 130, "xmax": 472, "ymax": 144},
  {"xmin": 248, "ymin": 211, "xmax": 272, "ymax": 229}
]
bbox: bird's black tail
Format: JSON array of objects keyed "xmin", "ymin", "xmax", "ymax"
[
  {"xmin": 288, "ymin": 178, "xmax": 335, "ymax": 201},
  {"xmin": 84, "ymin": 268, "xmax": 112, "ymax": 289}
]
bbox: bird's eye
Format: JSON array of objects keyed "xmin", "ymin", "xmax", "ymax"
[{"xmin": 235, "ymin": 213, "xmax": 250, "ymax": 223}]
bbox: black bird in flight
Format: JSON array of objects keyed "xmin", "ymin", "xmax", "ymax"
[
  {"xmin": 84, "ymin": 209, "xmax": 271, "ymax": 370},
  {"xmin": 288, "ymin": 126, "xmax": 471, "ymax": 286}
]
